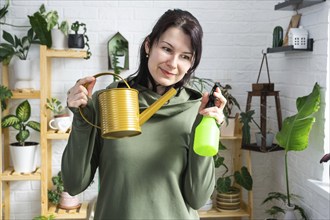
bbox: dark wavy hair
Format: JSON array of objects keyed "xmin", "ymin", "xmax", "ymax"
[{"xmin": 129, "ymin": 9, "xmax": 203, "ymax": 93}]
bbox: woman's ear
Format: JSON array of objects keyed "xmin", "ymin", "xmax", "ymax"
[{"xmin": 144, "ymin": 38, "xmax": 150, "ymax": 55}]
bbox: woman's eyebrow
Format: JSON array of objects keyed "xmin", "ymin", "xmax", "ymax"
[{"xmin": 161, "ymin": 41, "xmax": 193, "ymax": 55}]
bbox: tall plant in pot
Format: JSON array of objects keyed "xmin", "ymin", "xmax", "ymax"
[
  {"xmin": 1, "ymin": 100, "xmax": 40, "ymax": 173},
  {"xmin": 262, "ymin": 82, "xmax": 321, "ymax": 220}
]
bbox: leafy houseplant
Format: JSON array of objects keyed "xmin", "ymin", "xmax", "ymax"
[
  {"xmin": 112, "ymin": 39, "xmax": 128, "ymax": 78},
  {"xmin": 48, "ymin": 171, "xmax": 80, "ymax": 209},
  {"xmin": 262, "ymin": 82, "xmax": 321, "ymax": 220},
  {"xmin": 0, "ymin": 28, "xmax": 37, "ymax": 64},
  {"xmin": 214, "ymin": 145, "xmax": 253, "ymax": 211},
  {"xmin": 0, "ymin": 85, "xmax": 12, "ymax": 111},
  {"xmin": 46, "ymin": 97, "xmax": 68, "ymax": 116},
  {"xmin": 33, "ymin": 215, "xmax": 55, "ymax": 220},
  {"xmin": 1, "ymin": 100, "xmax": 40, "ymax": 145},
  {"xmin": 68, "ymin": 21, "xmax": 91, "ymax": 59},
  {"xmin": 1, "ymin": 100, "xmax": 40, "ymax": 173}
]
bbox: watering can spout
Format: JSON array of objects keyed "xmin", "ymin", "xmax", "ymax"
[{"xmin": 139, "ymin": 88, "xmax": 177, "ymax": 125}]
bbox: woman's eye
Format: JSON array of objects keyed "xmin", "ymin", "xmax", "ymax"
[
  {"xmin": 162, "ymin": 47, "xmax": 172, "ymax": 52},
  {"xmin": 181, "ymin": 55, "xmax": 191, "ymax": 60}
]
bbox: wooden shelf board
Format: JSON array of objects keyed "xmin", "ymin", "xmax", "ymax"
[
  {"xmin": 241, "ymin": 143, "xmax": 284, "ymax": 152},
  {"xmin": 221, "ymin": 135, "xmax": 242, "ymax": 140},
  {"xmin": 12, "ymin": 90, "xmax": 40, "ymax": 99},
  {"xmin": 48, "ymin": 202, "xmax": 88, "ymax": 219},
  {"xmin": 47, "ymin": 129, "xmax": 71, "ymax": 139},
  {"xmin": 0, "ymin": 167, "xmax": 41, "ymax": 181},
  {"xmin": 45, "ymin": 48, "xmax": 87, "ymax": 58},
  {"xmin": 199, "ymin": 202, "xmax": 250, "ymax": 218},
  {"xmin": 274, "ymin": 0, "xmax": 326, "ymax": 10}
]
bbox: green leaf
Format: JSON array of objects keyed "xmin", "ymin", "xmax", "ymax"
[
  {"xmin": 2, "ymin": 30, "xmax": 14, "ymax": 45},
  {"xmin": 216, "ymin": 176, "xmax": 231, "ymax": 193},
  {"xmin": 26, "ymin": 121, "xmax": 40, "ymax": 132},
  {"xmin": 16, "ymin": 100, "xmax": 31, "ymax": 122},
  {"xmin": 28, "ymin": 12, "xmax": 51, "ymax": 47},
  {"xmin": 276, "ymin": 83, "xmax": 321, "ymax": 152},
  {"xmin": 234, "ymin": 166, "xmax": 253, "ymax": 191},
  {"xmin": 17, "ymin": 129, "xmax": 29, "ymax": 144},
  {"xmin": 1, "ymin": 115, "xmax": 20, "ymax": 128}
]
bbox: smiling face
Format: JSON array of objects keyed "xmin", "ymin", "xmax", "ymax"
[{"xmin": 145, "ymin": 27, "xmax": 194, "ymax": 94}]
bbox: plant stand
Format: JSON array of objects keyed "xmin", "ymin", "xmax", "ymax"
[{"xmin": 241, "ymin": 53, "xmax": 283, "ymax": 152}]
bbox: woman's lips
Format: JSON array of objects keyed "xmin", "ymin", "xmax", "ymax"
[{"xmin": 161, "ymin": 68, "xmax": 175, "ymax": 77}]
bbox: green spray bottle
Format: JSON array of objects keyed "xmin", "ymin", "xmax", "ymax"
[{"xmin": 193, "ymin": 83, "xmax": 220, "ymax": 156}]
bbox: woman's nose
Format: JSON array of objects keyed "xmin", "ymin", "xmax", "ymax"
[{"xmin": 166, "ymin": 55, "xmax": 178, "ymax": 69}]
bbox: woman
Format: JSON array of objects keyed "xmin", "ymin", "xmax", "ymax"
[{"xmin": 62, "ymin": 9, "xmax": 226, "ymax": 219}]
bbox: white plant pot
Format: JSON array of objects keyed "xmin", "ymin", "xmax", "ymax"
[
  {"xmin": 255, "ymin": 132, "xmax": 274, "ymax": 147},
  {"xmin": 13, "ymin": 59, "xmax": 34, "ymax": 89},
  {"xmin": 198, "ymin": 198, "xmax": 213, "ymax": 211},
  {"xmin": 283, "ymin": 204, "xmax": 297, "ymax": 220},
  {"xmin": 111, "ymin": 54, "xmax": 125, "ymax": 69},
  {"xmin": 51, "ymin": 29, "xmax": 68, "ymax": 50},
  {"xmin": 59, "ymin": 192, "xmax": 80, "ymax": 210},
  {"xmin": 10, "ymin": 142, "xmax": 38, "ymax": 173},
  {"xmin": 220, "ymin": 118, "xmax": 236, "ymax": 137}
]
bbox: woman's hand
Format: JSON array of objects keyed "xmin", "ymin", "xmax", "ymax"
[
  {"xmin": 198, "ymin": 87, "xmax": 227, "ymax": 125},
  {"xmin": 66, "ymin": 76, "xmax": 96, "ymax": 108}
]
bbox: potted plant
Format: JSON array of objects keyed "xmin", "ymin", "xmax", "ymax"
[
  {"xmin": 68, "ymin": 21, "xmax": 91, "ymax": 59},
  {"xmin": 240, "ymin": 109, "xmax": 274, "ymax": 148},
  {"xmin": 112, "ymin": 39, "xmax": 128, "ymax": 77},
  {"xmin": 0, "ymin": 28, "xmax": 38, "ymax": 89},
  {"xmin": 46, "ymin": 97, "xmax": 71, "ymax": 132},
  {"xmin": 214, "ymin": 145, "xmax": 253, "ymax": 211},
  {"xmin": 28, "ymin": 4, "xmax": 69, "ymax": 50},
  {"xmin": 1, "ymin": 100, "xmax": 40, "ymax": 173},
  {"xmin": 0, "ymin": 84, "xmax": 12, "ymax": 111},
  {"xmin": 48, "ymin": 171, "xmax": 80, "ymax": 210},
  {"xmin": 262, "ymin": 192, "xmax": 308, "ymax": 220},
  {"xmin": 262, "ymin": 83, "xmax": 320, "ymax": 220}
]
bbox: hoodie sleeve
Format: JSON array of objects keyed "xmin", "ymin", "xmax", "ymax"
[
  {"xmin": 183, "ymin": 114, "xmax": 216, "ymax": 210},
  {"xmin": 61, "ymin": 93, "xmax": 101, "ymax": 195}
]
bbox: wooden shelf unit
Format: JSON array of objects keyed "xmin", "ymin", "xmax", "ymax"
[
  {"xmin": 39, "ymin": 45, "xmax": 88, "ymax": 218},
  {"xmin": 198, "ymin": 119, "xmax": 253, "ymax": 219}
]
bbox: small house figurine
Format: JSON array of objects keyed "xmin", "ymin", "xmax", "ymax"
[{"xmin": 288, "ymin": 26, "xmax": 308, "ymax": 49}]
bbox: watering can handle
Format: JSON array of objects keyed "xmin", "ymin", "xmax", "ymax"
[{"xmin": 78, "ymin": 72, "xmax": 130, "ymax": 129}]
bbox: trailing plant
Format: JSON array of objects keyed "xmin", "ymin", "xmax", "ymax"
[
  {"xmin": 0, "ymin": 85, "xmax": 12, "ymax": 111},
  {"xmin": 1, "ymin": 100, "xmax": 40, "ymax": 145},
  {"xmin": 214, "ymin": 144, "xmax": 253, "ymax": 193},
  {"xmin": 112, "ymin": 39, "xmax": 128, "ymax": 79},
  {"xmin": 48, "ymin": 171, "xmax": 64, "ymax": 205},
  {"xmin": 70, "ymin": 21, "xmax": 91, "ymax": 59}
]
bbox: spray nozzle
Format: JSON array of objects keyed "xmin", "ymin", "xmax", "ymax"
[{"xmin": 206, "ymin": 82, "xmax": 221, "ymax": 108}]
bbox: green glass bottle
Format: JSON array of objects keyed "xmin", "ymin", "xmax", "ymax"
[{"xmin": 193, "ymin": 84, "xmax": 220, "ymax": 157}]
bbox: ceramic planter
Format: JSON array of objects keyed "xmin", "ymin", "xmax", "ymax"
[
  {"xmin": 216, "ymin": 187, "xmax": 241, "ymax": 212},
  {"xmin": 283, "ymin": 204, "xmax": 297, "ymax": 220},
  {"xmin": 220, "ymin": 117, "xmax": 236, "ymax": 137},
  {"xmin": 59, "ymin": 192, "xmax": 80, "ymax": 210},
  {"xmin": 51, "ymin": 29, "xmax": 68, "ymax": 50},
  {"xmin": 255, "ymin": 132, "xmax": 274, "ymax": 147},
  {"xmin": 10, "ymin": 142, "xmax": 38, "ymax": 173},
  {"xmin": 68, "ymin": 34, "xmax": 85, "ymax": 49},
  {"xmin": 13, "ymin": 59, "xmax": 34, "ymax": 89}
]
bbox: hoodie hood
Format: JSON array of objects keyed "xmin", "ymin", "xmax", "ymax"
[{"xmin": 107, "ymin": 81, "xmax": 202, "ymax": 117}]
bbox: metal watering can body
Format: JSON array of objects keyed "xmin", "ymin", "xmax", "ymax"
[{"xmin": 79, "ymin": 72, "xmax": 177, "ymax": 139}]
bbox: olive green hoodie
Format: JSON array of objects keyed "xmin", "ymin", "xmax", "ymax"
[{"xmin": 61, "ymin": 83, "xmax": 215, "ymax": 219}]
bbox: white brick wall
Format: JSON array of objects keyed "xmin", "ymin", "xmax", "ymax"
[{"xmin": 1, "ymin": 0, "xmax": 329, "ymax": 219}]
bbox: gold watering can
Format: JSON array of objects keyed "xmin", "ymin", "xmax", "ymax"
[{"xmin": 79, "ymin": 72, "xmax": 177, "ymax": 139}]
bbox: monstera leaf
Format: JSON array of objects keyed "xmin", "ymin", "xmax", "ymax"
[{"xmin": 276, "ymin": 83, "xmax": 321, "ymax": 152}]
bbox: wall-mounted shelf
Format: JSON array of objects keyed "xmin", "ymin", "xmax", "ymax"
[
  {"xmin": 267, "ymin": 38, "xmax": 313, "ymax": 53},
  {"xmin": 275, "ymin": 0, "xmax": 326, "ymax": 11}
]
